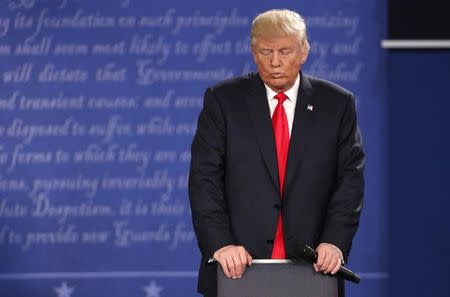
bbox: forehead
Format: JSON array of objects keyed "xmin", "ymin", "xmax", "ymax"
[{"xmin": 254, "ymin": 34, "xmax": 300, "ymax": 49}]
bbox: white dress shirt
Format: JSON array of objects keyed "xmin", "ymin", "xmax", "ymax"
[
  {"xmin": 263, "ymin": 74, "xmax": 345, "ymax": 262},
  {"xmin": 264, "ymin": 74, "xmax": 300, "ymax": 138}
]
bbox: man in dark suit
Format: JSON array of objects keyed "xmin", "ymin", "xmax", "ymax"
[{"xmin": 188, "ymin": 9, "xmax": 365, "ymax": 297}]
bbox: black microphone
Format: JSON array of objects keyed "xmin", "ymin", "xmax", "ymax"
[{"xmin": 299, "ymin": 244, "xmax": 361, "ymax": 284}]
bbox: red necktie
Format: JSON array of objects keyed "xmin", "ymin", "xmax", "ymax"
[{"xmin": 271, "ymin": 92, "xmax": 289, "ymax": 259}]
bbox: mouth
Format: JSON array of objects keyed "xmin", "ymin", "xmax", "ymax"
[{"xmin": 269, "ymin": 73, "xmax": 284, "ymax": 79}]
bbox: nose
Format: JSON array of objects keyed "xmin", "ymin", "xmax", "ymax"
[{"xmin": 270, "ymin": 52, "xmax": 282, "ymax": 67}]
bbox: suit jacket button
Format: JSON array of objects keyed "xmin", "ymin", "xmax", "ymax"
[{"xmin": 266, "ymin": 239, "xmax": 274, "ymax": 245}]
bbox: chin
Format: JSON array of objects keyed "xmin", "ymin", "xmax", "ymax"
[{"xmin": 269, "ymin": 81, "xmax": 288, "ymax": 91}]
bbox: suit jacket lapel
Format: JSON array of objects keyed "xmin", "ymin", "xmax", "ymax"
[
  {"xmin": 244, "ymin": 74, "xmax": 280, "ymax": 194},
  {"xmin": 285, "ymin": 72, "xmax": 315, "ymax": 194}
]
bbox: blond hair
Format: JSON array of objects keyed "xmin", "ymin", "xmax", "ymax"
[{"xmin": 251, "ymin": 9, "xmax": 310, "ymax": 54}]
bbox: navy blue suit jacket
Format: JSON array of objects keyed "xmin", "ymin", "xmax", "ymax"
[{"xmin": 188, "ymin": 71, "xmax": 365, "ymax": 296}]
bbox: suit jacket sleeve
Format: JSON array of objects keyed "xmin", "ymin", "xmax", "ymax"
[
  {"xmin": 188, "ymin": 87, "xmax": 236, "ymax": 258},
  {"xmin": 319, "ymin": 93, "xmax": 365, "ymax": 260}
]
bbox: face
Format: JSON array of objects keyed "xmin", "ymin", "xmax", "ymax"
[{"xmin": 252, "ymin": 35, "xmax": 307, "ymax": 92}]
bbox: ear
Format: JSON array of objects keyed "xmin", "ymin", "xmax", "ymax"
[
  {"xmin": 300, "ymin": 50, "xmax": 309, "ymax": 65},
  {"xmin": 251, "ymin": 47, "xmax": 259, "ymax": 64}
]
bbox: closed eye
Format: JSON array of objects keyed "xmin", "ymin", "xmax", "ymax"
[{"xmin": 280, "ymin": 49, "xmax": 293, "ymax": 55}]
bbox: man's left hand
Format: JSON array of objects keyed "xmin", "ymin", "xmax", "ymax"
[{"xmin": 314, "ymin": 243, "xmax": 344, "ymax": 275}]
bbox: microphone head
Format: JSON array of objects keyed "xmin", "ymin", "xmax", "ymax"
[{"xmin": 302, "ymin": 244, "xmax": 317, "ymax": 263}]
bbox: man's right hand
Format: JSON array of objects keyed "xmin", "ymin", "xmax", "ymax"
[{"xmin": 213, "ymin": 245, "xmax": 253, "ymax": 279}]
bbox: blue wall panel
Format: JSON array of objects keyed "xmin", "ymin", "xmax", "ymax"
[
  {"xmin": 388, "ymin": 50, "xmax": 450, "ymax": 297},
  {"xmin": 0, "ymin": 1, "xmax": 387, "ymax": 296}
]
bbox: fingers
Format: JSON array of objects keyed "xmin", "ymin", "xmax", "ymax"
[
  {"xmin": 246, "ymin": 252, "xmax": 253, "ymax": 266},
  {"xmin": 314, "ymin": 244, "xmax": 343, "ymax": 275},
  {"xmin": 220, "ymin": 257, "xmax": 231, "ymax": 278},
  {"xmin": 314, "ymin": 248, "xmax": 326, "ymax": 272},
  {"xmin": 237, "ymin": 250, "xmax": 248, "ymax": 274},
  {"xmin": 226, "ymin": 256, "xmax": 237, "ymax": 278},
  {"xmin": 331, "ymin": 257, "xmax": 341, "ymax": 275},
  {"xmin": 321, "ymin": 250, "xmax": 333, "ymax": 273},
  {"xmin": 323, "ymin": 253, "xmax": 340, "ymax": 274},
  {"xmin": 213, "ymin": 245, "xmax": 252, "ymax": 279}
]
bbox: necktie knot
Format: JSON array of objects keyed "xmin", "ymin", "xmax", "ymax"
[{"xmin": 274, "ymin": 93, "xmax": 288, "ymax": 104}]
